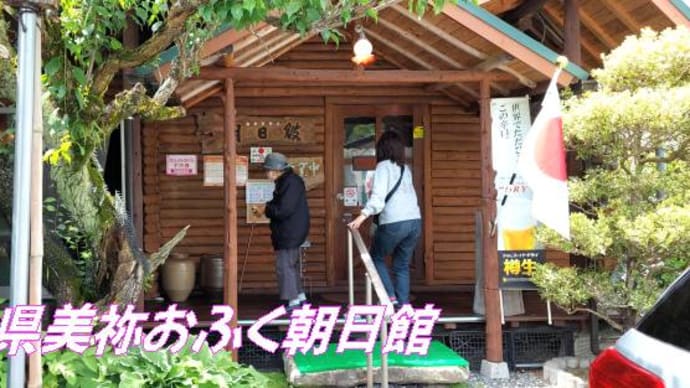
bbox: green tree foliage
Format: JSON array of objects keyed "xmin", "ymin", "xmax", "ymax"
[
  {"xmin": 0, "ymin": 0, "xmax": 472, "ymax": 307},
  {"xmin": 531, "ymin": 27, "xmax": 690, "ymax": 331}
]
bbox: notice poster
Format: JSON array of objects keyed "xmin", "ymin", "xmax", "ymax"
[
  {"xmin": 246, "ymin": 179, "xmax": 275, "ymax": 224},
  {"xmin": 203, "ymin": 155, "xmax": 223, "ymax": 186},
  {"xmin": 166, "ymin": 154, "xmax": 197, "ymax": 176},
  {"xmin": 343, "ymin": 187, "xmax": 358, "ymax": 207},
  {"xmin": 250, "ymin": 146, "xmax": 272, "ymax": 164},
  {"xmin": 235, "ymin": 156, "xmax": 248, "ymax": 186},
  {"xmin": 202, "ymin": 155, "xmax": 249, "ymax": 187}
]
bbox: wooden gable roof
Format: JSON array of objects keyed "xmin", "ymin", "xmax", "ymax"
[{"xmin": 162, "ymin": 0, "xmax": 687, "ymax": 107}]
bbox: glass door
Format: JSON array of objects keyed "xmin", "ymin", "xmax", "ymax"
[{"xmin": 332, "ymin": 105, "xmax": 422, "ymax": 285}]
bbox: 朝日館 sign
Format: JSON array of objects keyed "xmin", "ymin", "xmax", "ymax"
[{"xmin": 238, "ymin": 116, "xmax": 317, "ymax": 145}]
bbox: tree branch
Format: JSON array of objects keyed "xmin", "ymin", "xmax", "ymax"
[
  {"xmin": 91, "ymin": 0, "xmax": 209, "ymax": 97},
  {"xmin": 98, "ymin": 83, "xmax": 184, "ymax": 135},
  {"xmin": 569, "ymin": 306, "xmax": 625, "ymax": 332}
]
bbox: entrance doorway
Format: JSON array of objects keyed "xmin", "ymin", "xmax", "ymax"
[{"xmin": 329, "ymin": 104, "xmax": 425, "ymax": 286}]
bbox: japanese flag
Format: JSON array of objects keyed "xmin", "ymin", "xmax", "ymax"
[{"xmin": 517, "ymin": 69, "xmax": 570, "ymax": 240}]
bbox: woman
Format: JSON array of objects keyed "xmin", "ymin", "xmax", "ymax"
[{"xmin": 348, "ymin": 130, "xmax": 421, "ymax": 308}]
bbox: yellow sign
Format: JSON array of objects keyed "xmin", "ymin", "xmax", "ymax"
[{"xmin": 413, "ymin": 126, "xmax": 425, "ymax": 139}]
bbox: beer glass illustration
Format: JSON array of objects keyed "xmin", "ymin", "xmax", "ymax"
[{"xmin": 499, "ymin": 199, "xmax": 537, "ymax": 251}]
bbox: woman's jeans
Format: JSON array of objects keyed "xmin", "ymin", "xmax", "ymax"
[{"xmin": 370, "ymin": 218, "xmax": 422, "ymax": 305}]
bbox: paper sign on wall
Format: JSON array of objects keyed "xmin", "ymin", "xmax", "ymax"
[
  {"xmin": 202, "ymin": 155, "xmax": 249, "ymax": 187},
  {"xmin": 166, "ymin": 154, "xmax": 197, "ymax": 176},
  {"xmin": 250, "ymin": 147, "xmax": 272, "ymax": 164},
  {"xmin": 413, "ymin": 126, "xmax": 425, "ymax": 139},
  {"xmin": 246, "ymin": 179, "xmax": 275, "ymax": 224},
  {"xmin": 343, "ymin": 187, "xmax": 358, "ymax": 206},
  {"xmin": 236, "ymin": 156, "xmax": 248, "ymax": 186},
  {"xmin": 203, "ymin": 155, "xmax": 223, "ymax": 186}
]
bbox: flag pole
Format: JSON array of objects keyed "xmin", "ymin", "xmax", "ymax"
[{"xmin": 8, "ymin": 3, "xmax": 39, "ymax": 386}]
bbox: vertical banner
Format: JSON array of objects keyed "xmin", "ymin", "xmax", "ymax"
[{"xmin": 490, "ymin": 97, "xmax": 544, "ymax": 289}]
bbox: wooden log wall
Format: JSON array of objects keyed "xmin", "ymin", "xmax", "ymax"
[{"xmin": 430, "ymin": 105, "xmax": 482, "ymax": 284}]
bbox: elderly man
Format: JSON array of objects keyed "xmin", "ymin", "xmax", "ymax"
[{"xmin": 255, "ymin": 152, "xmax": 310, "ymax": 311}]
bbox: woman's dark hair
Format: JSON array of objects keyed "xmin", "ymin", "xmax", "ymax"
[{"xmin": 376, "ymin": 130, "xmax": 405, "ymax": 166}]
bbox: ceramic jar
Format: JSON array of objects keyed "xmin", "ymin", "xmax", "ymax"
[
  {"xmin": 161, "ymin": 252, "xmax": 195, "ymax": 302},
  {"xmin": 200, "ymin": 254, "xmax": 224, "ymax": 298}
]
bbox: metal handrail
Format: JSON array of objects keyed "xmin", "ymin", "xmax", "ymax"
[
  {"xmin": 347, "ymin": 226, "xmax": 390, "ymax": 388},
  {"xmin": 347, "ymin": 226, "xmax": 394, "ymax": 313}
]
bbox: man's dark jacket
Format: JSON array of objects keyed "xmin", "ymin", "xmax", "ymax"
[{"xmin": 265, "ymin": 168, "xmax": 310, "ymax": 250}]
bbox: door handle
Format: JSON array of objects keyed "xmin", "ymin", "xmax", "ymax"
[{"xmin": 336, "ymin": 193, "xmax": 344, "ymax": 201}]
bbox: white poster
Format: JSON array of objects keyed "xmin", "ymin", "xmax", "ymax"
[
  {"xmin": 490, "ymin": 97, "xmax": 537, "ymax": 252},
  {"xmin": 202, "ymin": 155, "xmax": 249, "ymax": 187},
  {"xmin": 166, "ymin": 154, "xmax": 197, "ymax": 176},
  {"xmin": 343, "ymin": 187, "xmax": 358, "ymax": 206},
  {"xmin": 246, "ymin": 179, "xmax": 275, "ymax": 204},
  {"xmin": 246, "ymin": 179, "xmax": 275, "ymax": 224},
  {"xmin": 250, "ymin": 146, "xmax": 272, "ymax": 164}
]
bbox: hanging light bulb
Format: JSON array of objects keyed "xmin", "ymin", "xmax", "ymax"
[{"xmin": 352, "ymin": 25, "xmax": 375, "ymax": 66}]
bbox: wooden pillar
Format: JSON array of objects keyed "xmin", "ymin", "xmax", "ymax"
[
  {"xmin": 223, "ymin": 78, "xmax": 239, "ymax": 361},
  {"xmin": 422, "ymin": 104, "xmax": 434, "ymax": 285},
  {"xmin": 480, "ymin": 79, "xmax": 502, "ymax": 362},
  {"xmin": 564, "ymin": 0, "xmax": 582, "ymax": 66},
  {"xmin": 124, "ymin": 15, "xmax": 148, "ymax": 312}
]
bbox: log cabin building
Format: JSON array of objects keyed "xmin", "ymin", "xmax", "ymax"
[{"xmin": 129, "ymin": 0, "xmax": 690, "ymax": 368}]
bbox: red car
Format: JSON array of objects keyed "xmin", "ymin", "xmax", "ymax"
[{"xmin": 589, "ymin": 267, "xmax": 690, "ymax": 387}]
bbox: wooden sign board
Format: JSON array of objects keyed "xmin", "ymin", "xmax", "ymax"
[
  {"xmin": 246, "ymin": 179, "xmax": 274, "ymax": 224},
  {"xmin": 238, "ymin": 116, "xmax": 317, "ymax": 145},
  {"xmin": 289, "ymin": 156, "xmax": 324, "ymax": 190},
  {"xmin": 196, "ymin": 114, "xmax": 318, "ymax": 153}
]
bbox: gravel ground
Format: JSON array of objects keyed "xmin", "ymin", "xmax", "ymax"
[{"xmin": 466, "ymin": 369, "xmax": 554, "ymax": 388}]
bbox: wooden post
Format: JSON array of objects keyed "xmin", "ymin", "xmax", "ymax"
[
  {"xmin": 123, "ymin": 15, "xmax": 148, "ymax": 312},
  {"xmin": 479, "ymin": 79, "xmax": 502, "ymax": 362},
  {"xmin": 223, "ymin": 78, "xmax": 239, "ymax": 361},
  {"xmin": 564, "ymin": 0, "xmax": 582, "ymax": 66},
  {"xmin": 422, "ymin": 104, "xmax": 434, "ymax": 285}
]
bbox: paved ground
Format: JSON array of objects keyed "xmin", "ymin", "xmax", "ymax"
[{"xmin": 466, "ymin": 370, "xmax": 553, "ymax": 387}]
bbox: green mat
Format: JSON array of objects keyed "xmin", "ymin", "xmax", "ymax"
[{"xmin": 293, "ymin": 340, "xmax": 469, "ymax": 374}]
